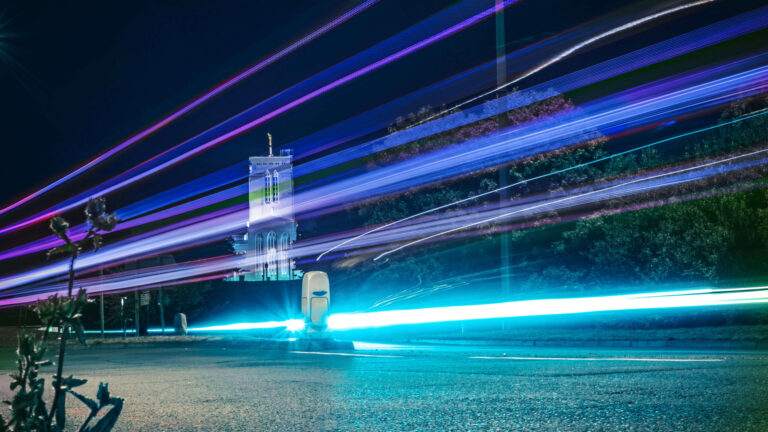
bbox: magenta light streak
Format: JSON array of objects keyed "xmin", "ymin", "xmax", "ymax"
[
  {"xmin": 0, "ymin": 0, "xmax": 517, "ymax": 238},
  {"xmin": 0, "ymin": 182, "xmax": 248, "ymax": 262},
  {"xmin": 0, "ymin": 0, "xmax": 379, "ymax": 217}
]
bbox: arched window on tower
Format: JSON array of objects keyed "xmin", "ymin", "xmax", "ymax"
[
  {"xmin": 278, "ymin": 232, "xmax": 290, "ymax": 279},
  {"xmin": 265, "ymin": 232, "xmax": 277, "ymax": 280},
  {"xmin": 255, "ymin": 234, "xmax": 264, "ymax": 280},
  {"xmin": 272, "ymin": 170, "xmax": 280, "ymax": 203},
  {"xmin": 264, "ymin": 171, "xmax": 272, "ymax": 204}
]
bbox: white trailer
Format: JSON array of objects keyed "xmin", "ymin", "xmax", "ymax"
[{"xmin": 301, "ymin": 271, "xmax": 330, "ymax": 334}]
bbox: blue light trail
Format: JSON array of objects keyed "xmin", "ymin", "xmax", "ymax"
[
  {"xmin": 327, "ymin": 287, "xmax": 768, "ymax": 331},
  {"xmin": 116, "ymin": 287, "xmax": 768, "ymax": 335},
  {"xmin": 3, "ymin": 7, "xmax": 766, "ymax": 265},
  {"xmin": 318, "ymin": 108, "xmax": 768, "ymax": 260},
  {"xmin": 145, "ymin": 319, "xmax": 305, "ymax": 334}
]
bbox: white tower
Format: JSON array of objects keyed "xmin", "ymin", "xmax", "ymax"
[{"xmin": 227, "ymin": 134, "xmax": 299, "ymax": 282}]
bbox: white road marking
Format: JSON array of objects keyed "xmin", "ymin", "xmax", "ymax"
[
  {"xmin": 470, "ymin": 356, "xmax": 724, "ymax": 362},
  {"xmin": 291, "ymin": 351, "xmax": 402, "ymax": 358}
]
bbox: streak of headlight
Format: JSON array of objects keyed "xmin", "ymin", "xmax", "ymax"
[
  {"xmin": 84, "ymin": 330, "xmax": 136, "ymax": 335},
  {"xmin": 374, "ymin": 147, "xmax": 768, "ymax": 260},
  {"xmin": 158, "ymin": 319, "xmax": 305, "ymax": 332},
  {"xmin": 0, "ymin": 0, "xmax": 380, "ymax": 217},
  {"xmin": 0, "ymin": 0, "xmax": 519, "ymax": 237},
  {"xmin": 327, "ymin": 288, "xmax": 768, "ymax": 330},
  {"xmin": 416, "ymin": 0, "xmax": 716, "ymax": 126},
  {"xmin": 118, "ymin": 288, "xmax": 767, "ymax": 334},
  {"xmin": 317, "ymin": 109, "xmax": 768, "ymax": 260}
]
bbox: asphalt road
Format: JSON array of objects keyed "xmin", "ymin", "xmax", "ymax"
[{"xmin": 0, "ymin": 342, "xmax": 765, "ymax": 431}]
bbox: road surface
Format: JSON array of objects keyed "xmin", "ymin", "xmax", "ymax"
[{"xmin": 0, "ymin": 342, "xmax": 765, "ymax": 431}]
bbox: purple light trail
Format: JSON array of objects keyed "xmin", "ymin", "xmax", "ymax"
[
  {"xmin": 2, "ymin": 146, "xmax": 764, "ymax": 299},
  {"xmin": 0, "ymin": 0, "xmax": 519, "ymax": 238},
  {"xmin": 0, "ymin": 0, "xmax": 380, "ymax": 217},
  {"xmin": 0, "ymin": 57, "xmax": 765, "ymax": 268}
]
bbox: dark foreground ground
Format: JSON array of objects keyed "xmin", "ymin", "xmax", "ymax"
[{"xmin": 0, "ymin": 342, "xmax": 765, "ymax": 431}]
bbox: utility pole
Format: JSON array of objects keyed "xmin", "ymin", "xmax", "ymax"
[
  {"xmin": 99, "ymin": 293, "xmax": 104, "ymax": 337},
  {"xmin": 496, "ymin": 0, "xmax": 512, "ymax": 327},
  {"xmin": 99, "ymin": 268, "xmax": 104, "ymax": 338},
  {"xmin": 158, "ymin": 288, "xmax": 166, "ymax": 335},
  {"xmin": 120, "ymin": 297, "xmax": 126, "ymax": 339},
  {"xmin": 134, "ymin": 290, "xmax": 140, "ymax": 337}
]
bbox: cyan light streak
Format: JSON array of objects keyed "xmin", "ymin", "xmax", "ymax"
[
  {"xmin": 0, "ymin": 0, "xmax": 518, "ymax": 237},
  {"xmin": 327, "ymin": 287, "xmax": 768, "ymax": 330},
  {"xmin": 0, "ymin": 0, "xmax": 380, "ymax": 217},
  {"xmin": 84, "ymin": 329, "xmax": 137, "ymax": 335},
  {"xmin": 83, "ymin": 319, "xmax": 305, "ymax": 335},
  {"xmin": 98, "ymin": 288, "xmax": 768, "ymax": 335},
  {"xmin": 149, "ymin": 319, "xmax": 306, "ymax": 333}
]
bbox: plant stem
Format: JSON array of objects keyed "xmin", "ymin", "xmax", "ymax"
[
  {"xmin": 49, "ymin": 253, "xmax": 76, "ymax": 421},
  {"xmin": 77, "ymin": 409, "xmax": 98, "ymax": 432}
]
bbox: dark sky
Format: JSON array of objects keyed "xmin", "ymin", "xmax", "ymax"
[{"xmin": 0, "ymin": 0, "xmax": 763, "ymax": 245}]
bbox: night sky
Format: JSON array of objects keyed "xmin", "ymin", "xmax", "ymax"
[{"xmin": 0, "ymin": 0, "xmax": 763, "ymax": 246}]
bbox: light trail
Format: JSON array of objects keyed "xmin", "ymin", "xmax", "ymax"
[
  {"xmin": 470, "ymin": 357, "xmax": 724, "ymax": 362},
  {"xmin": 296, "ymin": 59, "xmax": 768, "ymax": 222},
  {"xmin": 3, "ymin": 149, "xmax": 764, "ymax": 301},
  {"xmin": 326, "ymin": 287, "xmax": 768, "ymax": 330},
  {"xmin": 0, "ymin": 181, "xmax": 249, "ymax": 262},
  {"xmin": 374, "ymin": 147, "xmax": 768, "ymax": 260},
  {"xmin": 14, "ymin": 49, "xmax": 757, "ymax": 264},
  {"xmin": 316, "ymin": 108, "xmax": 768, "ymax": 260},
  {"xmin": 302, "ymin": 157, "xmax": 768, "ymax": 262},
  {"xmin": 2, "ymin": 54, "xmax": 767, "ymax": 292},
  {"xmin": 290, "ymin": 352, "xmax": 402, "ymax": 358},
  {"xmin": 106, "ymin": 287, "xmax": 768, "ymax": 336},
  {"xmin": 2, "ymin": 66, "xmax": 765, "ymax": 292},
  {"xmin": 0, "ymin": 0, "xmax": 519, "ymax": 237},
  {"xmin": 2, "ymin": 2, "xmax": 763, "ymax": 257},
  {"xmin": 163, "ymin": 319, "xmax": 306, "ymax": 333},
  {"xmin": 0, "ymin": 0, "xmax": 380, "ymax": 217},
  {"xmin": 416, "ymin": 0, "xmax": 717, "ymax": 126},
  {"xmin": 290, "ymin": 5, "xmax": 768, "ymax": 164}
]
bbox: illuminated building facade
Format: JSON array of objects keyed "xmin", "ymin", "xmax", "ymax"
[{"xmin": 226, "ymin": 135, "xmax": 299, "ymax": 281}]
